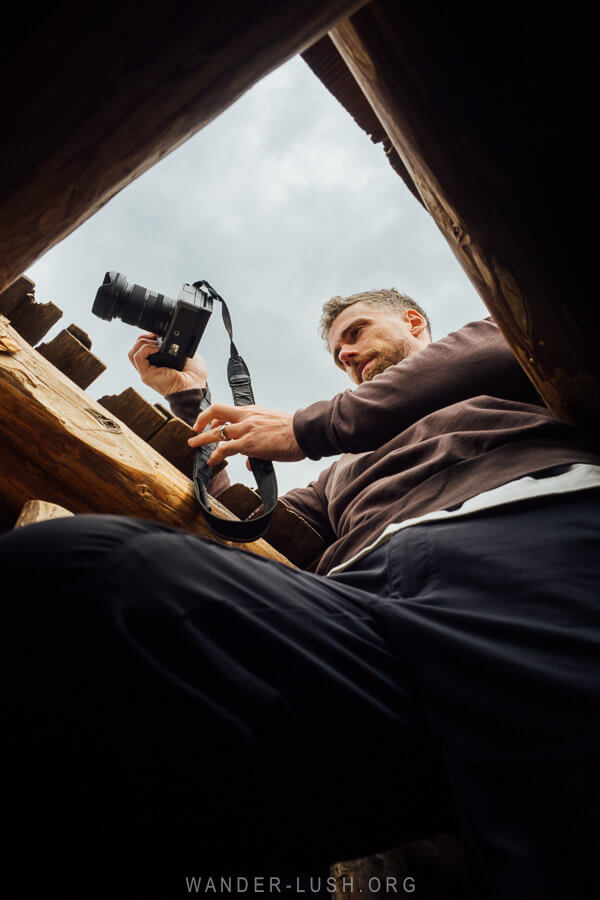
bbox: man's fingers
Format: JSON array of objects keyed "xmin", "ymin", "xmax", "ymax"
[
  {"xmin": 189, "ymin": 403, "xmax": 302, "ymax": 463},
  {"xmin": 188, "ymin": 420, "xmax": 250, "ymax": 448},
  {"xmin": 193, "ymin": 403, "xmax": 251, "ymax": 432},
  {"xmin": 129, "ymin": 336, "xmax": 159, "ymax": 371},
  {"xmin": 206, "ymin": 438, "xmax": 246, "ymax": 466},
  {"xmin": 129, "ymin": 334, "xmax": 158, "ymax": 356}
]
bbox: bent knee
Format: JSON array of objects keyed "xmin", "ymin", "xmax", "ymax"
[{"xmin": 0, "ymin": 514, "xmax": 172, "ymax": 592}]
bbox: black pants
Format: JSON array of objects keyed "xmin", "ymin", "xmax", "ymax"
[{"xmin": 3, "ymin": 490, "xmax": 599, "ymax": 898}]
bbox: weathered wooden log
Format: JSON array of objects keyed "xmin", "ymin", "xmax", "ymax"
[
  {"xmin": 6, "ymin": 295, "xmax": 63, "ymax": 345},
  {"xmin": 147, "ymin": 415, "xmax": 196, "ymax": 480},
  {"xmin": 99, "ymin": 387, "xmax": 203, "ymax": 479},
  {"xmin": 0, "ymin": 316, "xmax": 291, "ymax": 566},
  {"xmin": 329, "ymin": 2, "xmax": 599, "ymax": 433},
  {"xmin": 217, "ymin": 483, "xmax": 264, "ymax": 520},
  {"xmin": 154, "ymin": 402, "xmax": 174, "ymax": 422},
  {"xmin": 99, "ymin": 387, "xmax": 170, "ymax": 441},
  {"xmin": 0, "ymin": 275, "xmax": 36, "ymax": 316},
  {"xmin": 64, "ymin": 323, "xmax": 92, "ymax": 349},
  {"xmin": 37, "ymin": 325, "xmax": 107, "ymax": 389},
  {"xmin": 217, "ymin": 483, "xmax": 324, "ymax": 568},
  {"xmin": 0, "ymin": 0, "xmax": 366, "ymax": 294},
  {"xmin": 14, "ymin": 499, "xmax": 74, "ymax": 528},
  {"xmin": 0, "ymin": 274, "xmax": 62, "ymax": 344}
]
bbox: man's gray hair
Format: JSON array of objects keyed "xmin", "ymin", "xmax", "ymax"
[{"xmin": 319, "ymin": 288, "xmax": 432, "ymax": 347}]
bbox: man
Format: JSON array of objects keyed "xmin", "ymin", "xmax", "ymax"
[{"xmin": 3, "ymin": 289, "xmax": 599, "ymax": 899}]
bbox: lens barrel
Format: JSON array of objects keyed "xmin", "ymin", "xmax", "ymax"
[{"xmin": 92, "ymin": 271, "xmax": 175, "ymax": 337}]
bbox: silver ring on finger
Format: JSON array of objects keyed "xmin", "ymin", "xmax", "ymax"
[{"xmin": 219, "ymin": 423, "xmax": 232, "ymax": 442}]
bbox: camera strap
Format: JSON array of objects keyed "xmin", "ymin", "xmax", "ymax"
[{"xmin": 191, "ymin": 281, "xmax": 278, "ymax": 543}]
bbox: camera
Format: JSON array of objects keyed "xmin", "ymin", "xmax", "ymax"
[{"xmin": 92, "ymin": 271, "xmax": 213, "ymax": 370}]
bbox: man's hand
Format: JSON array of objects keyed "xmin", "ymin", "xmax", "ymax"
[
  {"xmin": 188, "ymin": 403, "xmax": 306, "ymax": 467},
  {"xmin": 128, "ymin": 333, "xmax": 208, "ymax": 397}
]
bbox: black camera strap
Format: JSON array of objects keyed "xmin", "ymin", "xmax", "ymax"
[{"xmin": 191, "ymin": 281, "xmax": 278, "ymax": 543}]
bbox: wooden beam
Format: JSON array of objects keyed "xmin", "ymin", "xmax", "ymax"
[
  {"xmin": 330, "ymin": 3, "xmax": 599, "ymax": 433},
  {"xmin": 99, "ymin": 387, "xmax": 169, "ymax": 441},
  {"xmin": 217, "ymin": 483, "xmax": 324, "ymax": 568},
  {"xmin": 147, "ymin": 416, "xmax": 196, "ymax": 480},
  {"xmin": 37, "ymin": 326, "xmax": 107, "ymax": 389},
  {"xmin": 0, "ymin": 0, "xmax": 366, "ymax": 294},
  {"xmin": 0, "ymin": 275, "xmax": 35, "ymax": 316},
  {"xmin": 5, "ymin": 295, "xmax": 63, "ymax": 345},
  {"xmin": 0, "ymin": 316, "xmax": 292, "ymax": 567},
  {"xmin": 14, "ymin": 500, "xmax": 74, "ymax": 529}
]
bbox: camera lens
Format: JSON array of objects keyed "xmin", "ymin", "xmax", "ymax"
[{"xmin": 92, "ymin": 271, "xmax": 175, "ymax": 337}]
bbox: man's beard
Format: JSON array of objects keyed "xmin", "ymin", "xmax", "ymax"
[{"xmin": 360, "ymin": 339, "xmax": 411, "ymax": 382}]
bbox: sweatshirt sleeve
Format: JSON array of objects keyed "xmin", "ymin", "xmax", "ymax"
[
  {"xmin": 293, "ymin": 318, "xmax": 543, "ymax": 459},
  {"xmin": 166, "ymin": 387, "xmax": 208, "ymax": 428},
  {"xmin": 165, "ymin": 386, "xmax": 231, "ymax": 496}
]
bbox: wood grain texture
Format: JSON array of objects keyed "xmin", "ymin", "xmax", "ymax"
[
  {"xmin": 148, "ymin": 415, "xmax": 196, "ymax": 480},
  {"xmin": 0, "ymin": 317, "xmax": 292, "ymax": 567},
  {"xmin": 217, "ymin": 483, "xmax": 324, "ymax": 568},
  {"xmin": 7, "ymin": 295, "xmax": 63, "ymax": 344},
  {"xmin": 330, "ymin": 2, "xmax": 599, "ymax": 433},
  {"xmin": 217, "ymin": 483, "xmax": 263, "ymax": 519},
  {"xmin": 66, "ymin": 323, "xmax": 92, "ymax": 349},
  {"xmin": 263, "ymin": 499, "xmax": 324, "ymax": 569},
  {"xmin": 99, "ymin": 387, "xmax": 169, "ymax": 441},
  {"xmin": 0, "ymin": 275, "xmax": 36, "ymax": 316},
  {"xmin": 14, "ymin": 499, "xmax": 74, "ymax": 528},
  {"xmin": 37, "ymin": 328, "xmax": 107, "ymax": 389},
  {"xmin": 0, "ymin": 0, "xmax": 367, "ymax": 293}
]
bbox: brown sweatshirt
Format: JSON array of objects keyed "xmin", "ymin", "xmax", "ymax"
[{"xmin": 169, "ymin": 319, "xmax": 600, "ymax": 574}]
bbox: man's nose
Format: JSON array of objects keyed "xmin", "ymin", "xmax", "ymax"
[{"xmin": 339, "ymin": 345, "xmax": 358, "ymax": 368}]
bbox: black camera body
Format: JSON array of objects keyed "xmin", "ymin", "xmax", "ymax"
[{"xmin": 92, "ymin": 271, "xmax": 212, "ymax": 370}]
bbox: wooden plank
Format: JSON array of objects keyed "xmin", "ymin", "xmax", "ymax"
[
  {"xmin": 329, "ymin": 3, "xmax": 599, "ymax": 434},
  {"xmin": 0, "ymin": 274, "xmax": 36, "ymax": 316},
  {"xmin": 66, "ymin": 323, "xmax": 92, "ymax": 349},
  {"xmin": 264, "ymin": 501, "xmax": 324, "ymax": 569},
  {"xmin": 154, "ymin": 402, "xmax": 173, "ymax": 422},
  {"xmin": 14, "ymin": 500, "xmax": 74, "ymax": 528},
  {"xmin": 37, "ymin": 326, "xmax": 107, "ymax": 389},
  {"xmin": 0, "ymin": 316, "xmax": 293, "ymax": 567},
  {"xmin": 7, "ymin": 295, "xmax": 62, "ymax": 344},
  {"xmin": 217, "ymin": 483, "xmax": 262, "ymax": 519},
  {"xmin": 100, "ymin": 390, "xmax": 217, "ymax": 482},
  {"xmin": 99, "ymin": 387, "xmax": 169, "ymax": 441},
  {"xmin": 148, "ymin": 415, "xmax": 196, "ymax": 479},
  {"xmin": 0, "ymin": 0, "xmax": 367, "ymax": 294},
  {"xmin": 217, "ymin": 483, "xmax": 325, "ymax": 568}
]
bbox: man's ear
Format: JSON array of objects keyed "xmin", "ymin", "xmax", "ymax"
[{"xmin": 406, "ymin": 308, "xmax": 427, "ymax": 337}]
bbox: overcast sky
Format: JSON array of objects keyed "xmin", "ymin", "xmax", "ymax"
[{"xmin": 26, "ymin": 54, "xmax": 486, "ymax": 495}]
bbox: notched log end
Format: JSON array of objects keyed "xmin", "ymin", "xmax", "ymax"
[
  {"xmin": 0, "ymin": 335, "xmax": 21, "ymax": 354},
  {"xmin": 14, "ymin": 499, "xmax": 74, "ymax": 528},
  {"xmin": 0, "ymin": 317, "xmax": 21, "ymax": 354}
]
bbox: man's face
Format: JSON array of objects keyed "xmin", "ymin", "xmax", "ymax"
[{"xmin": 327, "ymin": 300, "xmax": 431, "ymax": 385}]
